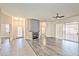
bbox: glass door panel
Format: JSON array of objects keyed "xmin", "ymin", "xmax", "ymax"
[{"xmin": 64, "ymin": 22, "xmax": 78, "ymax": 42}]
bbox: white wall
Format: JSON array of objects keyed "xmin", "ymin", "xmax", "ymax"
[
  {"xmin": 46, "ymin": 22, "xmax": 56, "ymax": 37},
  {"xmin": 0, "ymin": 9, "xmax": 12, "ymax": 39},
  {"xmin": 56, "ymin": 23, "xmax": 64, "ymax": 39},
  {"xmin": 25, "ymin": 19, "xmax": 32, "ymax": 40}
]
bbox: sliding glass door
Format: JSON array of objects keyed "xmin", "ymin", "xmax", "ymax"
[
  {"xmin": 64, "ymin": 22, "xmax": 78, "ymax": 42},
  {"xmin": 55, "ymin": 22, "xmax": 79, "ymax": 43}
]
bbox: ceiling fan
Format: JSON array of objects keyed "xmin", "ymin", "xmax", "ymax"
[{"xmin": 53, "ymin": 13, "xmax": 64, "ymax": 19}]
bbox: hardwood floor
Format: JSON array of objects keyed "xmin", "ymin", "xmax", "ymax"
[
  {"xmin": 0, "ymin": 38, "xmax": 36, "ymax": 56},
  {"xmin": 26, "ymin": 37, "xmax": 79, "ymax": 56},
  {"xmin": 0, "ymin": 37, "xmax": 79, "ymax": 56}
]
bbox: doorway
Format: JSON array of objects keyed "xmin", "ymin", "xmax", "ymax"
[
  {"xmin": 17, "ymin": 27, "xmax": 24, "ymax": 38},
  {"xmin": 12, "ymin": 17, "xmax": 25, "ymax": 39}
]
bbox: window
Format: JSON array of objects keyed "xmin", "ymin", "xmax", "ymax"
[{"xmin": 1, "ymin": 24, "xmax": 10, "ymax": 33}]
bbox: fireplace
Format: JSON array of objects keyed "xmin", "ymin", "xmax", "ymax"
[{"xmin": 32, "ymin": 32, "xmax": 39, "ymax": 39}]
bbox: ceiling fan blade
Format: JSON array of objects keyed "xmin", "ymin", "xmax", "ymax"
[
  {"xmin": 58, "ymin": 16, "xmax": 64, "ymax": 18},
  {"xmin": 52, "ymin": 13, "xmax": 64, "ymax": 19},
  {"xmin": 61, "ymin": 16, "xmax": 64, "ymax": 17}
]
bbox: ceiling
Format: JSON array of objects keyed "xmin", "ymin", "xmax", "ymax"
[{"xmin": 0, "ymin": 3, "xmax": 79, "ymax": 20}]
